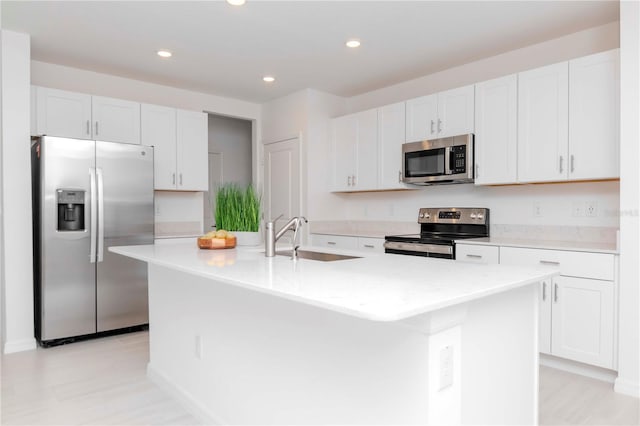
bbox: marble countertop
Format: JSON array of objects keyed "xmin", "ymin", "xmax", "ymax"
[
  {"xmin": 110, "ymin": 243, "xmax": 556, "ymax": 323},
  {"xmin": 456, "ymin": 237, "xmax": 619, "ymax": 254}
]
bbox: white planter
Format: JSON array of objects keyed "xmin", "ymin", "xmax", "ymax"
[{"xmin": 234, "ymin": 231, "xmax": 262, "ymax": 246}]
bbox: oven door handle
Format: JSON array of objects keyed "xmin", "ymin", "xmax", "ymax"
[
  {"xmin": 444, "ymin": 147, "xmax": 452, "ymax": 175},
  {"xmin": 384, "ymin": 241, "xmax": 453, "ymax": 256}
]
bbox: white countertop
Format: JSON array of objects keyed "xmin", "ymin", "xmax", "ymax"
[
  {"xmin": 110, "ymin": 243, "xmax": 556, "ymax": 323},
  {"xmin": 456, "ymin": 237, "xmax": 619, "ymax": 254}
]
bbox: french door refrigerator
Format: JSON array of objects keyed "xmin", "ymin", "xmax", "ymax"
[{"xmin": 32, "ymin": 136, "xmax": 154, "ymax": 346}]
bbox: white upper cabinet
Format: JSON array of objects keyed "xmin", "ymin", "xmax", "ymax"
[
  {"xmin": 35, "ymin": 87, "xmax": 93, "ymax": 140},
  {"xmin": 378, "ymin": 102, "xmax": 407, "ymax": 189},
  {"xmin": 568, "ymin": 49, "xmax": 620, "ymax": 180},
  {"xmin": 405, "ymin": 94, "xmax": 438, "ymax": 142},
  {"xmin": 518, "ymin": 62, "xmax": 569, "ymax": 183},
  {"xmin": 474, "ymin": 74, "xmax": 518, "ymax": 185},
  {"xmin": 437, "ymin": 85, "xmax": 475, "ymax": 138},
  {"xmin": 331, "ymin": 108, "xmax": 378, "ymax": 192},
  {"xmin": 405, "ymin": 85, "xmax": 474, "ymax": 142},
  {"xmin": 92, "ymin": 96, "xmax": 141, "ymax": 144},
  {"xmin": 141, "ymin": 104, "xmax": 177, "ymax": 190},
  {"xmin": 176, "ymin": 109, "xmax": 208, "ymax": 191}
]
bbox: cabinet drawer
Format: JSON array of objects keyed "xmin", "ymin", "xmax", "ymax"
[
  {"xmin": 357, "ymin": 237, "xmax": 385, "ymax": 253},
  {"xmin": 500, "ymin": 247, "xmax": 614, "ymax": 280},
  {"xmin": 456, "ymin": 244, "xmax": 499, "ymax": 264},
  {"xmin": 310, "ymin": 234, "xmax": 358, "ymax": 250}
]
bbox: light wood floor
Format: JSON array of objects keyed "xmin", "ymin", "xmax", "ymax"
[{"xmin": 1, "ymin": 331, "xmax": 638, "ymax": 425}]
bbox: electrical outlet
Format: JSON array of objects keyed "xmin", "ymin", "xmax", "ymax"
[
  {"xmin": 533, "ymin": 202, "xmax": 543, "ymax": 217},
  {"xmin": 571, "ymin": 202, "xmax": 584, "ymax": 217},
  {"xmin": 585, "ymin": 201, "xmax": 598, "ymax": 217},
  {"xmin": 439, "ymin": 345, "xmax": 454, "ymax": 390},
  {"xmin": 155, "ymin": 205, "xmax": 161, "ymax": 215},
  {"xmin": 195, "ymin": 335, "xmax": 203, "ymax": 360}
]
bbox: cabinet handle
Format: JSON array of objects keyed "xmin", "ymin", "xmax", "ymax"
[
  {"xmin": 570, "ymin": 155, "xmax": 575, "ymax": 173},
  {"xmin": 559, "ymin": 156, "xmax": 564, "ymax": 173},
  {"xmin": 327, "ymin": 241, "xmax": 336, "ymax": 245},
  {"xmin": 172, "ymin": 173, "xmax": 176, "ymax": 185},
  {"xmin": 430, "ymin": 120, "xmax": 435, "ymax": 134},
  {"xmin": 86, "ymin": 120, "xmax": 90, "ymax": 135},
  {"xmin": 466, "ymin": 254, "xmax": 482, "ymax": 259},
  {"xmin": 542, "ymin": 281, "xmax": 547, "ymax": 301},
  {"xmin": 540, "ymin": 260, "xmax": 560, "ymax": 265},
  {"xmin": 95, "ymin": 121, "xmax": 99, "ymax": 135},
  {"xmin": 179, "ymin": 173, "xmax": 183, "ymax": 186},
  {"xmin": 554, "ymin": 283, "xmax": 559, "ymax": 303},
  {"xmin": 364, "ymin": 244, "xmax": 375, "ymax": 249},
  {"xmin": 437, "ymin": 119, "xmax": 442, "ymax": 133},
  {"xmin": 352, "ymin": 175, "xmax": 356, "ymax": 186}
]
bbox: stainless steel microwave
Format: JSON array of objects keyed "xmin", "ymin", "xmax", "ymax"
[{"xmin": 401, "ymin": 134, "xmax": 474, "ymax": 185}]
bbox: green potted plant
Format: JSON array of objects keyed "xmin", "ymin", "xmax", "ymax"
[{"xmin": 215, "ymin": 184, "xmax": 262, "ymax": 246}]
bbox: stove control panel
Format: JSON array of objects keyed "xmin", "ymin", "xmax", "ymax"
[{"xmin": 418, "ymin": 207, "xmax": 489, "ymax": 225}]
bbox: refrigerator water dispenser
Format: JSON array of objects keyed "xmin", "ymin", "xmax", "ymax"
[{"xmin": 57, "ymin": 189, "xmax": 85, "ymax": 231}]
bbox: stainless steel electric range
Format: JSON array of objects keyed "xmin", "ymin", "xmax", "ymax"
[{"xmin": 384, "ymin": 207, "xmax": 490, "ymax": 260}]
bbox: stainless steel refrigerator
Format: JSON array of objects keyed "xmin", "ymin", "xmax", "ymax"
[{"xmin": 31, "ymin": 136, "xmax": 154, "ymax": 345}]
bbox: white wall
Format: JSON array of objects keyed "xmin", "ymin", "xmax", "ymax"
[
  {"xmin": 1, "ymin": 30, "xmax": 36, "ymax": 353},
  {"xmin": 615, "ymin": 1, "xmax": 640, "ymax": 398}
]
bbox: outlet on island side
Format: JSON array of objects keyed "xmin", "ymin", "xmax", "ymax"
[
  {"xmin": 195, "ymin": 335, "xmax": 203, "ymax": 360},
  {"xmin": 439, "ymin": 345, "xmax": 454, "ymax": 391}
]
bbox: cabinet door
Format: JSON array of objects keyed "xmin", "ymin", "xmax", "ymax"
[
  {"xmin": 92, "ymin": 96, "xmax": 141, "ymax": 144},
  {"xmin": 539, "ymin": 279, "xmax": 552, "ymax": 355},
  {"xmin": 569, "ymin": 49, "xmax": 620, "ymax": 180},
  {"xmin": 357, "ymin": 237, "xmax": 385, "ymax": 253},
  {"xmin": 437, "ymin": 85, "xmax": 474, "ymax": 138},
  {"xmin": 378, "ymin": 102, "xmax": 407, "ymax": 190},
  {"xmin": 405, "ymin": 94, "xmax": 438, "ymax": 142},
  {"xmin": 474, "ymin": 75, "xmax": 518, "ymax": 185},
  {"xmin": 141, "ymin": 104, "xmax": 177, "ymax": 190},
  {"xmin": 36, "ymin": 87, "xmax": 92, "ymax": 139},
  {"xmin": 332, "ymin": 114, "xmax": 357, "ymax": 191},
  {"xmin": 551, "ymin": 276, "xmax": 614, "ymax": 369},
  {"xmin": 176, "ymin": 110, "xmax": 208, "ymax": 191},
  {"xmin": 354, "ymin": 108, "xmax": 378, "ymax": 191},
  {"xmin": 311, "ymin": 234, "xmax": 359, "ymax": 250},
  {"xmin": 517, "ymin": 62, "xmax": 569, "ymax": 183}
]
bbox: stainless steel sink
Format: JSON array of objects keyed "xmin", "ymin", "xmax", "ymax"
[{"xmin": 275, "ymin": 249, "xmax": 360, "ymax": 262}]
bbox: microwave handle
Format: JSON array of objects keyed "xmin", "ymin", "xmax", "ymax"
[{"xmin": 444, "ymin": 147, "xmax": 452, "ymax": 175}]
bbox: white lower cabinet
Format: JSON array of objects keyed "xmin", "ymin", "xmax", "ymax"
[
  {"xmin": 500, "ymin": 246, "xmax": 616, "ymax": 369},
  {"xmin": 310, "ymin": 234, "xmax": 384, "ymax": 253},
  {"xmin": 357, "ymin": 237, "xmax": 385, "ymax": 253},
  {"xmin": 455, "ymin": 244, "xmax": 499, "ymax": 264}
]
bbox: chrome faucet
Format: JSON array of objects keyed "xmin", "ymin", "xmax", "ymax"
[{"xmin": 265, "ymin": 215, "xmax": 308, "ymax": 257}]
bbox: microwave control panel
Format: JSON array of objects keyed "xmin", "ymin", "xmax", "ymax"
[{"xmin": 450, "ymin": 145, "xmax": 467, "ymax": 174}]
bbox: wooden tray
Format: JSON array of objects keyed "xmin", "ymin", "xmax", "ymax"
[{"xmin": 197, "ymin": 235, "xmax": 237, "ymax": 249}]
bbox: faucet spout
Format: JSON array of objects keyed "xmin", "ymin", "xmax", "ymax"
[{"xmin": 265, "ymin": 216, "xmax": 307, "ymax": 257}]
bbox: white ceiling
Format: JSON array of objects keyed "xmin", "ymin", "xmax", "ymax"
[{"xmin": 2, "ymin": 1, "xmax": 619, "ymax": 103}]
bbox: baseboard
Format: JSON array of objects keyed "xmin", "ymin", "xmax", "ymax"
[
  {"xmin": 614, "ymin": 377, "xmax": 640, "ymax": 398},
  {"xmin": 3, "ymin": 337, "xmax": 37, "ymax": 354},
  {"xmin": 539, "ymin": 354, "xmax": 617, "ymax": 383},
  {"xmin": 146, "ymin": 363, "xmax": 226, "ymax": 425}
]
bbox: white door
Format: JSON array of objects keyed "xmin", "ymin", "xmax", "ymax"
[
  {"xmin": 539, "ymin": 279, "xmax": 552, "ymax": 355},
  {"xmin": 332, "ymin": 114, "xmax": 357, "ymax": 191},
  {"xmin": 92, "ymin": 95, "xmax": 141, "ymax": 144},
  {"xmin": 355, "ymin": 108, "xmax": 378, "ymax": 191},
  {"xmin": 517, "ymin": 62, "xmax": 569, "ymax": 183},
  {"xmin": 176, "ymin": 110, "xmax": 208, "ymax": 191},
  {"xmin": 569, "ymin": 49, "xmax": 620, "ymax": 180},
  {"xmin": 551, "ymin": 276, "xmax": 614, "ymax": 368},
  {"xmin": 204, "ymin": 152, "xmax": 223, "ymax": 232},
  {"xmin": 405, "ymin": 94, "xmax": 438, "ymax": 142},
  {"xmin": 141, "ymin": 104, "xmax": 177, "ymax": 190},
  {"xmin": 378, "ymin": 102, "xmax": 406, "ymax": 189},
  {"xmin": 264, "ymin": 138, "xmax": 300, "ymax": 234},
  {"xmin": 36, "ymin": 87, "xmax": 92, "ymax": 140},
  {"xmin": 474, "ymin": 75, "xmax": 518, "ymax": 185},
  {"xmin": 437, "ymin": 85, "xmax": 475, "ymax": 138}
]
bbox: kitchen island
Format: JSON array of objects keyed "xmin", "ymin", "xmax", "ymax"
[{"xmin": 111, "ymin": 243, "xmax": 557, "ymax": 425}]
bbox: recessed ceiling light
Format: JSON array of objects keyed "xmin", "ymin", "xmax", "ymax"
[
  {"xmin": 263, "ymin": 76, "xmax": 275, "ymax": 83},
  {"xmin": 346, "ymin": 39, "xmax": 361, "ymax": 48},
  {"xmin": 227, "ymin": 0, "xmax": 246, "ymax": 5},
  {"xmin": 157, "ymin": 50, "xmax": 172, "ymax": 58}
]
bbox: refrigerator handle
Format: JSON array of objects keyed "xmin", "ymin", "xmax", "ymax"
[
  {"xmin": 97, "ymin": 167, "xmax": 105, "ymax": 263},
  {"xmin": 89, "ymin": 168, "xmax": 97, "ymax": 263}
]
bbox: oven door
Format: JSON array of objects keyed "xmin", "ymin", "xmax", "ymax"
[
  {"xmin": 383, "ymin": 241, "xmax": 454, "ymax": 259},
  {"xmin": 402, "ymin": 134, "xmax": 474, "ymax": 185}
]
